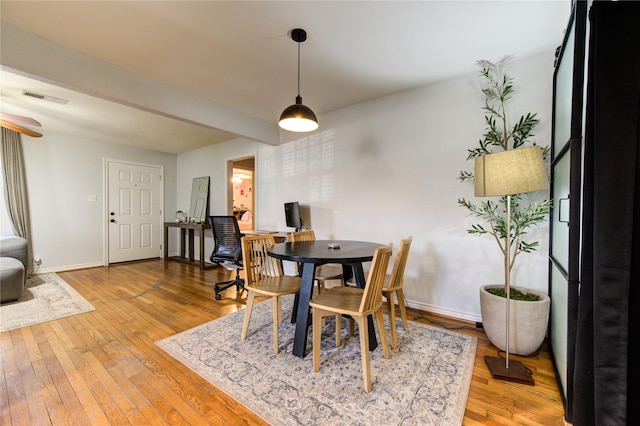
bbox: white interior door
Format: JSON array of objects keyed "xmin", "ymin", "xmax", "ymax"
[{"xmin": 107, "ymin": 160, "xmax": 162, "ymax": 263}]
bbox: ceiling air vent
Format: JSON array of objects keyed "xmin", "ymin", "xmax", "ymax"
[{"xmin": 21, "ymin": 89, "xmax": 68, "ymax": 105}]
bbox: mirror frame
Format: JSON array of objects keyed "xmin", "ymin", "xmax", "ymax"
[{"xmin": 189, "ymin": 176, "xmax": 210, "ymax": 223}]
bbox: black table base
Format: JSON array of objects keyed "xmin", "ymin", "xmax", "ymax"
[
  {"xmin": 292, "ymin": 262, "xmax": 378, "ymax": 358},
  {"xmin": 268, "ymin": 240, "xmax": 384, "ymax": 359}
]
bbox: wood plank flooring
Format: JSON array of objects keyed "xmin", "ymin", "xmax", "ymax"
[{"xmin": 1, "ymin": 259, "xmax": 567, "ymax": 425}]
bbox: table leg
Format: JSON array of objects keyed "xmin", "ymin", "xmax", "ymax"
[
  {"xmin": 188, "ymin": 229, "xmax": 195, "ymax": 262},
  {"xmin": 351, "ymin": 263, "xmax": 378, "ymax": 352},
  {"xmin": 341, "ymin": 264, "xmax": 353, "ymax": 283},
  {"xmin": 293, "ymin": 262, "xmax": 316, "ymax": 358},
  {"xmin": 351, "ymin": 263, "xmax": 366, "ymax": 288},
  {"xmin": 180, "ymin": 229, "xmax": 187, "ymax": 258},
  {"xmin": 291, "ymin": 294, "xmax": 299, "ymax": 323},
  {"xmin": 199, "ymin": 227, "xmax": 206, "ymax": 270}
]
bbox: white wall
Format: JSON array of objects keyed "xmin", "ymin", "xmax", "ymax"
[
  {"xmin": 20, "ymin": 131, "xmax": 177, "ymax": 271},
  {"xmin": 179, "ymin": 51, "xmax": 555, "ymax": 322},
  {"xmin": 13, "ymin": 50, "xmax": 554, "ymax": 323}
]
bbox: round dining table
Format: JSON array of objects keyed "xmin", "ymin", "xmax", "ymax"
[{"xmin": 268, "ymin": 240, "xmax": 385, "ymax": 358}]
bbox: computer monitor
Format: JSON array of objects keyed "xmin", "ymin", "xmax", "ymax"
[{"xmin": 284, "ymin": 201, "xmax": 303, "ymax": 230}]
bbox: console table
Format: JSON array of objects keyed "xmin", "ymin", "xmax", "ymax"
[{"xmin": 164, "ymin": 222, "xmax": 214, "ymax": 270}]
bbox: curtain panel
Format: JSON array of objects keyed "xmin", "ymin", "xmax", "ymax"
[
  {"xmin": 573, "ymin": 2, "xmax": 640, "ymax": 424},
  {"xmin": 1, "ymin": 127, "xmax": 34, "ymax": 274}
]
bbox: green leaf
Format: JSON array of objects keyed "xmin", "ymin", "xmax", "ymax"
[
  {"xmin": 459, "ymin": 56, "xmax": 551, "ymax": 271},
  {"xmin": 458, "ymin": 170, "xmax": 474, "ymax": 182}
]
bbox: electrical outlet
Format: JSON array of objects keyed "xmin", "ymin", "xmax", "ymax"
[{"xmin": 35, "ymin": 258, "xmax": 42, "ymax": 266}]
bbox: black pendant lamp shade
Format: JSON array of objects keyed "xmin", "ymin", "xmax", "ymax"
[{"xmin": 279, "ymin": 28, "xmax": 319, "ymax": 132}]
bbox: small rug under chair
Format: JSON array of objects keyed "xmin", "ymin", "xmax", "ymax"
[
  {"xmin": 157, "ymin": 295, "xmax": 477, "ymax": 425},
  {"xmin": 0, "ymin": 273, "xmax": 95, "ymax": 332}
]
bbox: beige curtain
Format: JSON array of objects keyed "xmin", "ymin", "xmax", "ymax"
[{"xmin": 1, "ymin": 127, "xmax": 34, "ymax": 275}]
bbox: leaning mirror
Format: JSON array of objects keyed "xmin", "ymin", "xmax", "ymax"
[{"xmin": 189, "ymin": 176, "xmax": 210, "ymax": 223}]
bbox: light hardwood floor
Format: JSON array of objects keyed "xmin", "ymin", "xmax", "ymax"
[{"xmin": 1, "ymin": 259, "xmax": 566, "ymax": 425}]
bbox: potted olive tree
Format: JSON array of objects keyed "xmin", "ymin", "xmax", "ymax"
[{"xmin": 458, "ymin": 56, "xmax": 552, "ymax": 355}]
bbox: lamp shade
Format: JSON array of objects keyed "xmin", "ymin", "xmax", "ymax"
[
  {"xmin": 278, "ymin": 28, "xmax": 319, "ymax": 133},
  {"xmin": 474, "ymin": 146, "xmax": 548, "ymax": 197},
  {"xmin": 279, "ymin": 96, "xmax": 319, "ymax": 132}
]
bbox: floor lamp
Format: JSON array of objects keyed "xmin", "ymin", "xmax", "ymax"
[{"xmin": 474, "ymin": 146, "xmax": 548, "ymax": 385}]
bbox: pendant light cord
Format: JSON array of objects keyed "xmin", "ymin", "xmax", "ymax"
[{"xmin": 297, "ymin": 41, "xmax": 301, "ymax": 97}]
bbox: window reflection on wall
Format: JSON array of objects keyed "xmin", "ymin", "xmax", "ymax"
[{"xmin": 280, "ymin": 130, "xmax": 337, "ymax": 203}]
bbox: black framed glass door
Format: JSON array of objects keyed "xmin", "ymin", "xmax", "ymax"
[{"xmin": 548, "ymin": 1, "xmax": 588, "ymax": 423}]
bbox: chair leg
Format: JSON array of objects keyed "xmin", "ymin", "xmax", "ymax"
[
  {"xmin": 272, "ymin": 296, "xmax": 280, "ymax": 354},
  {"xmin": 356, "ymin": 316, "xmax": 372, "ymax": 392},
  {"xmin": 337, "ymin": 314, "xmax": 355, "ymax": 337},
  {"xmin": 275, "ymin": 295, "xmax": 283, "ymax": 323},
  {"xmin": 313, "ymin": 310, "xmax": 324, "ymax": 372},
  {"xmin": 375, "ymin": 309, "xmax": 390, "ymax": 359},
  {"xmin": 385, "ymin": 291, "xmax": 398, "ymax": 349},
  {"xmin": 241, "ymin": 292, "xmax": 256, "ymax": 340},
  {"xmin": 397, "ymin": 288, "xmax": 408, "ymax": 329}
]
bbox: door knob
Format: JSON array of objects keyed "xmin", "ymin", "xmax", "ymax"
[
  {"xmin": 110, "ymin": 219, "xmax": 115, "ymax": 223},
  {"xmin": 110, "ymin": 212, "xmax": 115, "ymax": 216}
]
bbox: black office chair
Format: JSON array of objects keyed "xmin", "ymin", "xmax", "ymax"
[{"xmin": 209, "ymin": 216, "xmax": 244, "ymax": 300}]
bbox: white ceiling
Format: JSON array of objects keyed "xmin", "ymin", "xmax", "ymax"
[{"xmin": 0, "ymin": 1, "xmax": 570, "ymax": 154}]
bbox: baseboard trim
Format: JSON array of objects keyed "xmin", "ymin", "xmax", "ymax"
[
  {"xmin": 405, "ymin": 298, "xmax": 482, "ymax": 324},
  {"xmin": 36, "ymin": 261, "xmax": 104, "ymax": 274}
]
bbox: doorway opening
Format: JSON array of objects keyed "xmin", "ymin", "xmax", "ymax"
[{"xmin": 228, "ymin": 156, "xmax": 255, "ymax": 232}]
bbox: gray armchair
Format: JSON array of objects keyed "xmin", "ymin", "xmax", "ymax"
[{"xmin": 0, "ymin": 235, "xmax": 28, "ymax": 303}]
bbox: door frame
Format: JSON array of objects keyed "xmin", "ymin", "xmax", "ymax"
[
  {"xmin": 103, "ymin": 158, "xmax": 165, "ymax": 265},
  {"xmin": 227, "ymin": 154, "xmax": 256, "ymax": 225}
]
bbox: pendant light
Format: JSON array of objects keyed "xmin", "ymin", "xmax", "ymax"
[{"xmin": 279, "ymin": 28, "xmax": 319, "ymax": 132}]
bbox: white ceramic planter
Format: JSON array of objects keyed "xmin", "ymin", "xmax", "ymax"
[{"xmin": 479, "ymin": 284, "xmax": 550, "ymax": 356}]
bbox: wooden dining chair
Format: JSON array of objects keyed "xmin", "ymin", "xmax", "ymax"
[
  {"xmin": 382, "ymin": 236, "xmax": 412, "ymax": 349},
  {"xmin": 240, "ymin": 234, "xmax": 301, "ymax": 354},
  {"xmin": 289, "ymin": 230, "xmax": 345, "ymax": 294},
  {"xmin": 309, "ymin": 242, "xmax": 393, "ymax": 392}
]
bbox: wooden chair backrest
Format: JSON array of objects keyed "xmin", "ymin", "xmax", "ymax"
[
  {"xmin": 241, "ymin": 234, "xmax": 282, "ymax": 285},
  {"xmin": 289, "ymin": 230, "xmax": 316, "ymax": 242},
  {"xmin": 359, "ymin": 243, "xmax": 393, "ymax": 313},
  {"xmin": 289, "ymin": 230, "xmax": 317, "ymax": 276},
  {"xmin": 386, "ymin": 237, "xmax": 413, "ymax": 291}
]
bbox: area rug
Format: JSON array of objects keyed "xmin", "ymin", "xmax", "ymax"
[
  {"xmin": 157, "ymin": 295, "xmax": 477, "ymax": 425},
  {"xmin": 0, "ymin": 273, "xmax": 95, "ymax": 332}
]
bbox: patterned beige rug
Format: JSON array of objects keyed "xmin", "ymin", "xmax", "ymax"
[
  {"xmin": 157, "ymin": 295, "xmax": 477, "ymax": 425},
  {"xmin": 0, "ymin": 273, "xmax": 95, "ymax": 332}
]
